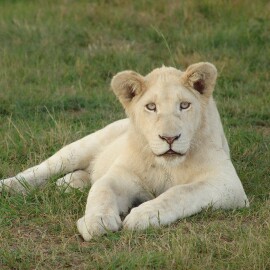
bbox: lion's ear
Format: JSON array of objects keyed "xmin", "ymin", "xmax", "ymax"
[
  {"xmin": 111, "ymin": 71, "xmax": 145, "ymax": 108},
  {"xmin": 182, "ymin": 62, "xmax": 217, "ymax": 97}
]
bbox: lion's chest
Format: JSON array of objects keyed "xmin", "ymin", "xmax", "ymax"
[{"xmin": 135, "ymin": 163, "xmax": 192, "ymax": 197}]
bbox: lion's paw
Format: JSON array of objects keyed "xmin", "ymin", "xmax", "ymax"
[
  {"xmin": 123, "ymin": 203, "xmax": 161, "ymax": 230},
  {"xmin": 0, "ymin": 177, "xmax": 26, "ymax": 193},
  {"xmin": 77, "ymin": 212, "xmax": 122, "ymax": 241}
]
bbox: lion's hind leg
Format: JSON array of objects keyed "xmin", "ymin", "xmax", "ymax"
[
  {"xmin": 1, "ymin": 119, "xmax": 129, "ymax": 194},
  {"xmin": 56, "ymin": 170, "xmax": 91, "ymax": 192}
]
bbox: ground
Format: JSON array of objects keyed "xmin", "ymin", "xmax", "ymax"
[{"xmin": 0, "ymin": 0, "xmax": 269, "ymax": 269}]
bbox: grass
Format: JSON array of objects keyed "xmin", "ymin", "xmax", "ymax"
[{"xmin": 0, "ymin": 0, "xmax": 269, "ymax": 269}]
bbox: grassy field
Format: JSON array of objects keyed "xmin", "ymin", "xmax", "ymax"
[{"xmin": 0, "ymin": 0, "xmax": 269, "ymax": 269}]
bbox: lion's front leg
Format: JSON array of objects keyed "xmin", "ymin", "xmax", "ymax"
[
  {"xmin": 77, "ymin": 170, "xmax": 146, "ymax": 241},
  {"xmin": 76, "ymin": 185, "xmax": 122, "ymax": 241},
  {"xmin": 124, "ymin": 174, "xmax": 249, "ymax": 230}
]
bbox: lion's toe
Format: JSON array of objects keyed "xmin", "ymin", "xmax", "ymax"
[
  {"xmin": 123, "ymin": 205, "xmax": 161, "ymax": 230},
  {"xmin": 77, "ymin": 213, "xmax": 122, "ymax": 241}
]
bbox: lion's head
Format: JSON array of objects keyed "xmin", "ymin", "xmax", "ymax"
[{"xmin": 111, "ymin": 62, "xmax": 217, "ymax": 165}]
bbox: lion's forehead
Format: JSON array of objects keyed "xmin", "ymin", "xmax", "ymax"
[
  {"xmin": 142, "ymin": 81, "xmax": 196, "ymax": 105},
  {"xmin": 143, "ymin": 67, "xmax": 197, "ymax": 102}
]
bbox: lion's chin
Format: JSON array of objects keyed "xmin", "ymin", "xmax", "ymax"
[{"xmin": 155, "ymin": 154, "xmax": 186, "ymax": 167}]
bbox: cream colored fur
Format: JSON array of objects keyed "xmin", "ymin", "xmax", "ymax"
[{"xmin": 0, "ymin": 62, "xmax": 249, "ymax": 241}]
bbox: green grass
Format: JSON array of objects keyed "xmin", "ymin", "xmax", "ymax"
[{"xmin": 0, "ymin": 0, "xmax": 269, "ymax": 269}]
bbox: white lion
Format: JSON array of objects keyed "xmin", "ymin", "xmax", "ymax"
[{"xmin": 0, "ymin": 62, "xmax": 249, "ymax": 241}]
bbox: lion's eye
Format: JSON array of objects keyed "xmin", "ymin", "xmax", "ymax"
[
  {"xmin": 180, "ymin": 102, "xmax": 191, "ymax": 110},
  {"xmin": 145, "ymin": 103, "xmax": 156, "ymax": 111}
]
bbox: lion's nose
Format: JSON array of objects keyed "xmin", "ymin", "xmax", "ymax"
[{"xmin": 159, "ymin": 134, "xmax": 181, "ymax": 145}]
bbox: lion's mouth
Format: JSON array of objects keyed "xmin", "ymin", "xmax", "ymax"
[{"xmin": 157, "ymin": 149, "xmax": 186, "ymax": 157}]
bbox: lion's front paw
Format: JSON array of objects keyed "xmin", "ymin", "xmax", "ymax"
[
  {"xmin": 77, "ymin": 212, "xmax": 122, "ymax": 241},
  {"xmin": 123, "ymin": 203, "xmax": 161, "ymax": 230},
  {"xmin": 0, "ymin": 177, "xmax": 27, "ymax": 193}
]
